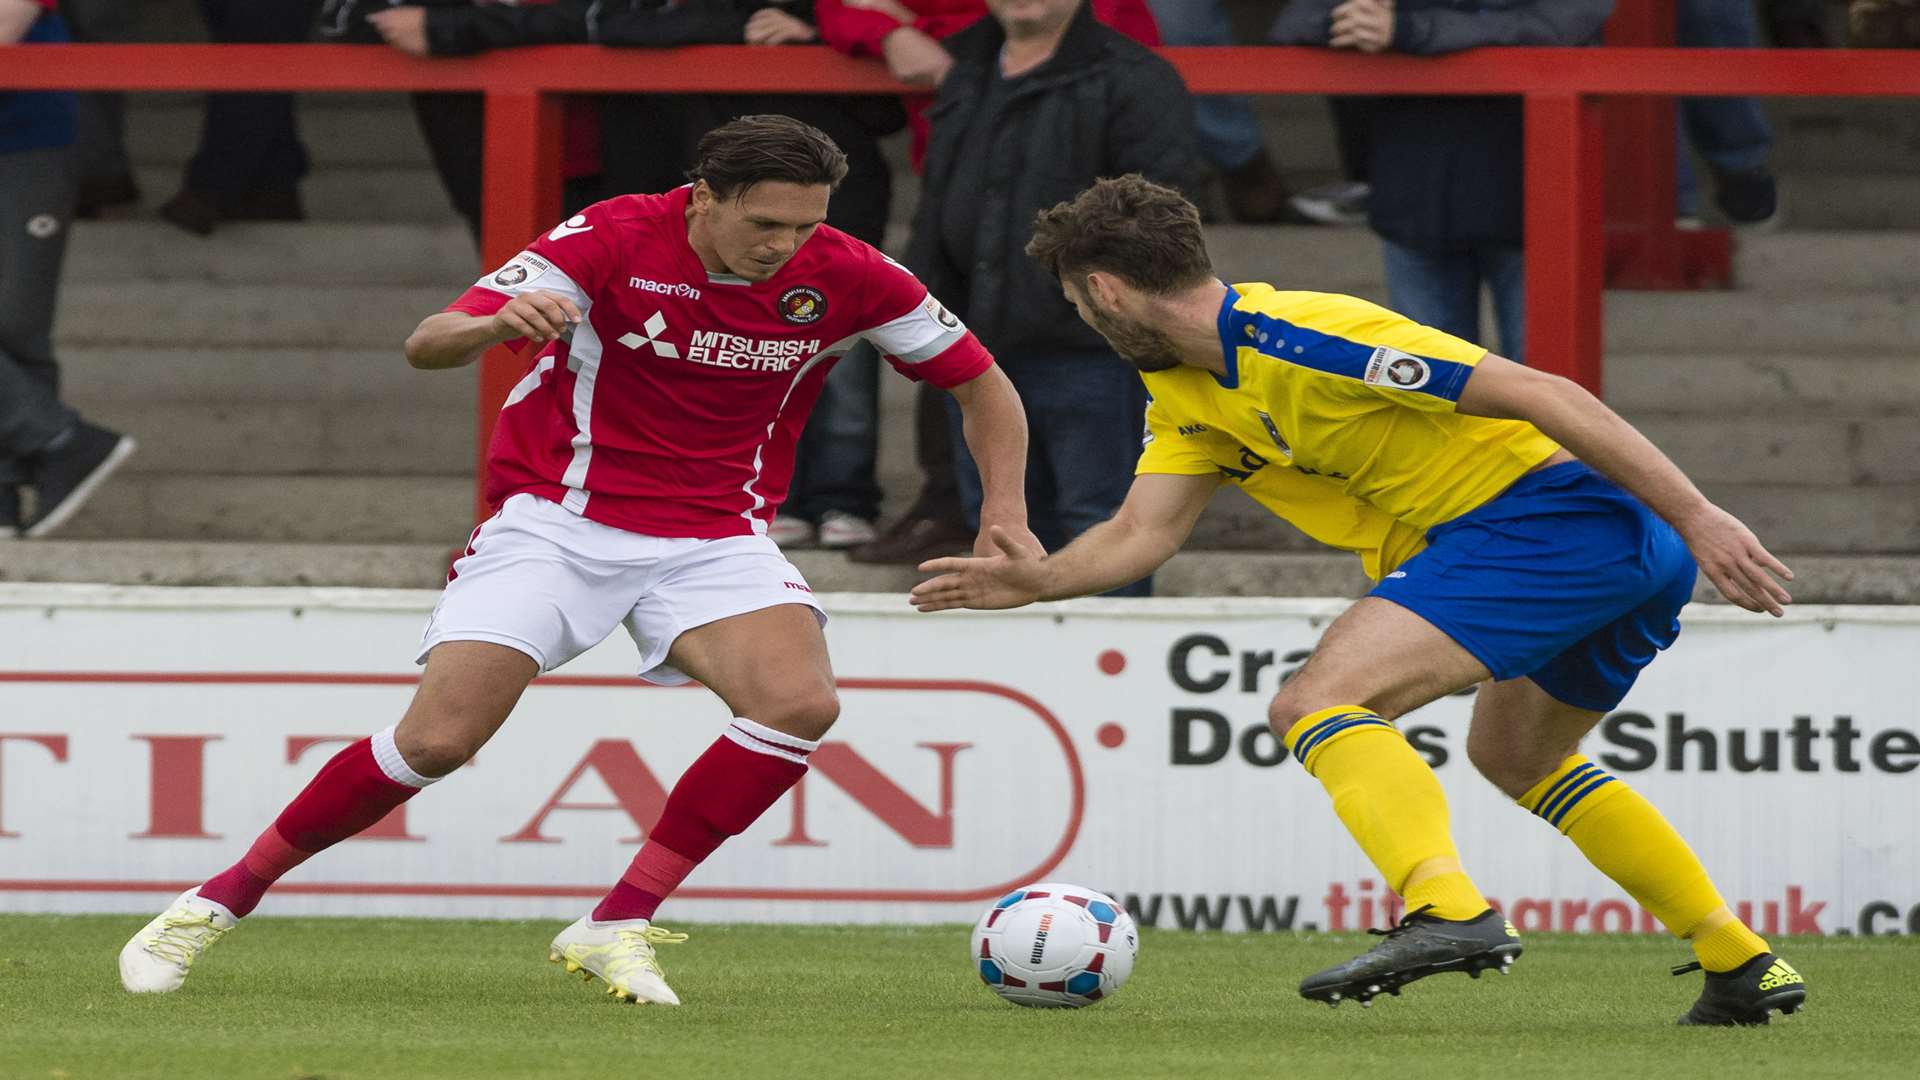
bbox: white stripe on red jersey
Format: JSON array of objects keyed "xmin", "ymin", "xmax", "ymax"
[{"xmin": 447, "ymin": 187, "xmax": 993, "ymax": 539}]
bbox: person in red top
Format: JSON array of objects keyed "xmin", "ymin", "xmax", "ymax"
[{"xmin": 117, "ymin": 116, "xmax": 1034, "ymax": 1007}]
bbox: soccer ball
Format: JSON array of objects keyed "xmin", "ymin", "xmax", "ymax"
[{"xmin": 970, "ymin": 882, "xmax": 1137, "ymax": 1008}]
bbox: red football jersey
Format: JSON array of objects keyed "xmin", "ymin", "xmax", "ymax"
[{"xmin": 447, "ymin": 186, "xmax": 992, "ymax": 540}]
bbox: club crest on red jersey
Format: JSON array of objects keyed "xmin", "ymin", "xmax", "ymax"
[{"xmin": 779, "ymin": 286, "xmax": 827, "ymax": 325}]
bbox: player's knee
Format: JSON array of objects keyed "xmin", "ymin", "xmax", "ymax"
[
  {"xmin": 757, "ymin": 685, "xmax": 840, "ymax": 743},
  {"xmin": 1465, "ymin": 733, "xmax": 1543, "ymax": 800},
  {"xmin": 393, "ymin": 726, "xmax": 481, "ymax": 778}
]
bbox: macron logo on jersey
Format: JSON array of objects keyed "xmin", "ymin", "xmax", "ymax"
[
  {"xmin": 618, "ymin": 312, "xmax": 680, "ymax": 359},
  {"xmin": 548, "ymin": 214, "xmax": 592, "ymax": 241}
]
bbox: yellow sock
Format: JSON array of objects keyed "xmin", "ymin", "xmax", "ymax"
[
  {"xmin": 1285, "ymin": 706, "xmax": 1488, "ymax": 921},
  {"xmin": 1519, "ymin": 756, "xmax": 1769, "ymax": 971}
]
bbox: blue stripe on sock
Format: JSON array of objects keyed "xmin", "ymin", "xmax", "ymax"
[
  {"xmin": 1287, "ymin": 711, "xmax": 1370, "ymax": 761},
  {"xmin": 1533, "ymin": 763, "xmax": 1599, "ymax": 818},
  {"xmin": 1293, "ymin": 714, "xmax": 1391, "ymax": 766},
  {"xmin": 1548, "ymin": 774, "xmax": 1617, "ymax": 829}
]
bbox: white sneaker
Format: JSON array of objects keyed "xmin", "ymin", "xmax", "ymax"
[
  {"xmin": 549, "ymin": 916, "xmax": 688, "ymax": 1005},
  {"xmin": 817, "ymin": 510, "xmax": 877, "ymax": 549},
  {"xmin": 118, "ymin": 888, "xmax": 238, "ymax": 993},
  {"xmin": 1288, "ymin": 180, "xmax": 1370, "ymax": 227},
  {"xmin": 768, "ymin": 514, "xmax": 814, "ymax": 547}
]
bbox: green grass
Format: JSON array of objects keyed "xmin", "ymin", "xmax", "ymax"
[{"xmin": 1, "ymin": 917, "xmax": 1914, "ymax": 1080}]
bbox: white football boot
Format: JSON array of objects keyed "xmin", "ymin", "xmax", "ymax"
[
  {"xmin": 549, "ymin": 916, "xmax": 687, "ymax": 1005},
  {"xmin": 119, "ymin": 888, "xmax": 238, "ymax": 993}
]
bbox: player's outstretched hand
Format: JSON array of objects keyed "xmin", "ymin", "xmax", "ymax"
[
  {"xmin": 911, "ymin": 526, "xmax": 1048, "ymax": 612},
  {"xmin": 1679, "ymin": 504, "xmax": 1794, "ymax": 617},
  {"xmin": 491, "ymin": 291, "xmax": 582, "ymax": 347}
]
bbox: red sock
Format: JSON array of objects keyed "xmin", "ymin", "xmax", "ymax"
[
  {"xmin": 199, "ymin": 728, "xmax": 433, "ymax": 917},
  {"xmin": 592, "ymin": 718, "xmax": 816, "ymax": 922}
]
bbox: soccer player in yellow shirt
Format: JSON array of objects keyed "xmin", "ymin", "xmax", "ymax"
[{"xmin": 911, "ymin": 175, "xmax": 1806, "ymax": 1026}]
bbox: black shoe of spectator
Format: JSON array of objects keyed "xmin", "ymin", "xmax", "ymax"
[
  {"xmin": 848, "ymin": 515, "xmax": 975, "ymax": 565},
  {"xmin": 24, "ymin": 423, "xmax": 137, "ymax": 539},
  {"xmin": 158, "ymin": 189, "xmax": 221, "ymax": 237},
  {"xmin": 1220, "ymin": 148, "xmax": 1301, "ymax": 225},
  {"xmin": 0, "ymin": 486, "xmax": 19, "ymax": 540},
  {"xmin": 223, "ymin": 187, "xmax": 306, "ymax": 223},
  {"xmin": 1713, "ymin": 168, "xmax": 1781, "ymax": 229},
  {"xmin": 75, "ymin": 172, "xmax": 142, "ymax": 219}
]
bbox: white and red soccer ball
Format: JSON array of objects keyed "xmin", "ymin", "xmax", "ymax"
[{"xmin": 971, "ymin": 882, "xmax": 1138, "ymax": 1008}]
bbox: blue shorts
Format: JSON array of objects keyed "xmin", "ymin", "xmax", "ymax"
[{"xmin": 1369, "ymin": 462, "xmax": 1697, "ymax": 712}]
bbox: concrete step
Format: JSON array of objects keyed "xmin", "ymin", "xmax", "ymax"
[
  {"xmin": 1604, "ymin": 289, "xmax": 1920, "ymax": 352},
  {"xmin": 126, "ymin": 96, "xmax": 434, "ymax": 169},
  {"xmin": 55, "ymin": 474, "xmax": 471, "ymax": 544},
  {"xmin": 0, "ymin": 541, "xmax": 455, "ymax": 590},
  {"xmin": 130, "ymin": 164, "xmax": 460, "ymax": 225},
  {"xmin": 1626, "ymin": 414, "xmax": 1920, "ymax": 487},
  {"xmin": 1184, "ymin": 478, "xmax": 1920, "ymax": 555},
  {"xmin": 1604, "ymin": 353, "xmax": 1920, "ymax": 414},
  {"xmin": 64, "ymin": 221, "xmax": 477, "ymax": 286},
  {"xmin": 7, "ymin": 539, "xmax": 1919, "ymax": 604},
  {"xmin": 1730, "ymin": 230, "xmax": 1920, "ymax": 292},
  {"xmin": 1768, "ymin": 171, "xmax": 1920, "ymax": 230},
  {"xmin": 1768, "ymin": 97, "xmax": 1920, "ymax": 175},
  {"xmin": 68, "ymin": 401, "xmax": 473, "ymax": 477},
  {"xmin": 55, "ymin": 283, "xmax": 452, "ymax": 348},
  {"xmin": 1711, "ymin": 483, "xmax": 1920, "ymax": 554},
  {"xmin": 55, "ymin": 347, "xmax": 476, "ymax": 406}
]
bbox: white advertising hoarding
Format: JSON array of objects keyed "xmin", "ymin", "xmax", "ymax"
[{"xmin": 1, "ymin": 585, "xmax": 1915, "ymax": 937}]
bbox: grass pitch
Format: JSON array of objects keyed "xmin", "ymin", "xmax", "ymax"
[{"xmin": 1, "ymin": 917, "xmax": 1914, "ymax": 1080}]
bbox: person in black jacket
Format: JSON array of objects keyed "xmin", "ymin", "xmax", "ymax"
[
  {"xmin": 1273, "ymin": 0, "xmax": 1614, "ymax": 364},
  {"xmin": 910, "ymin": 0, "xmax": 1194, "ymax": 592}
]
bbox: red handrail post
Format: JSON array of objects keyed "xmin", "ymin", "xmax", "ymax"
[
  {"xmin": 1602, "ymin": 0, "xmax": 1732, "ymax": 289},
  {"xmin": 476, "ymin": 89, "xmax": 564, "ymax": 524},
  {"xmin": 1525, "ymin": 91, "xmax": 1606, "ymax": 395}
]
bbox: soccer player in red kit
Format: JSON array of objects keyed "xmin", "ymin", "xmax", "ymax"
[{"xmin": 118, "ymin": 115, "xmax": 1033, "ymax": 1006}]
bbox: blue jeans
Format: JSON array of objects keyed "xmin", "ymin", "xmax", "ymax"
[
  {"xmin": 1380, "ymin": 239, "xmax": 1526, "ymax": 363},
  {"xmin": 1674, "ymin": 0, "xmax": 1773, "ymax": 215},
  {"xmin": 945, "ymin": 350, "xmax": 1151, "ymax": 596},
  {"xmin": 1146, "ymin": 0, "xmax": 1264, "ymax": 171},
  {"xmin": 786, "ymin": 341, "xmax": 882, "ymax": 522}
]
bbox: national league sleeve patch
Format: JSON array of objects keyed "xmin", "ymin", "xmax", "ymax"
[{"xmin": 1362, "ymin": 346, "xmax": 1433, "ymax": 391}]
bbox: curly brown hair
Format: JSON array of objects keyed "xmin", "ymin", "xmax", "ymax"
[
  {"xmin": 1026, "ymin": 175, "xmax": 1214, "ymax": 294},
  {"xmin": 689, "ymin": 115, "xmax": 849, "ymax": 201}
]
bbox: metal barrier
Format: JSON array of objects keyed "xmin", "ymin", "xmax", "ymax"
[{"xmin": 6, "ymin": 43, "xmax": 1918, "ymax": 520}]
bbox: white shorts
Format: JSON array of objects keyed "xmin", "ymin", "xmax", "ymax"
[{"xmin": 417, "ymin": 493, "xmax": 825, "ymax": 684}]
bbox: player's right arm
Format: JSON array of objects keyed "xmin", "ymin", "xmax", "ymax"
[
  {"xmin": 404, "ymin": 292, "xmax": 582, "ymax": 371},
  {"xmin": 910, "ymin": 472, "xmax": 1215, "ymax": 611}
]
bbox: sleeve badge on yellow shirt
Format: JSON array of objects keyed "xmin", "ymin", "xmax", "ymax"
[{"xmin": 1363, "ymin": 346, "xmax": 1431, "ymax": 390}]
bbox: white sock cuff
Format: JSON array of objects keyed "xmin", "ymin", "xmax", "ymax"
[
  {"xmin": 371, "ymin": 726, "xmax": 437, "ymax": 788},
  {"xmin": 723, "ymin": 717, "xmax": 819, "ymax": 765}
]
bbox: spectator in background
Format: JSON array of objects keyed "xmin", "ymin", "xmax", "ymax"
[
  {"xmin": 1850, "ymin": 0, "xmax": 1920, "ymax": 45},
  {"xmin": 158, "ymin": 0, "xmax": 324, "ymax": 236},
  {"xmin": 325, "ymin": 0, "xmax": 606, "ymax": 240},
  {"xmin": 58, "ymin": 0, "xmax": 140, "ymax": 216},
  {"xmin": 1676, "ymin": 1, "xmax": 1779, "ymax": 228},
  {"xmin": 1274, "ymin": 0, "xmax": 1615, "ymax": 364},
  {"xmin": 347, "ymin": 1, "xmax": 904, "ymax": 549},
  {"xmin": 1144, "ymin": 0, "xmax": 1293, "ymax": 223},
  {"xmin": 0, "ymin": 0, "xmax": 137, "ymax": 538},
  {"xmin": 910, "ymin": 0, "xmax": 1195, "ymax": 592},
  {"xmin": 813, "ymin": 0, "xmax": 1160, "ymax": 563}
]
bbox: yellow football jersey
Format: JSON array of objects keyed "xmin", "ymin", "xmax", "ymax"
[{"xmin": 1137, "ymin": 283, "xmax": 1561, "ymax": 580}]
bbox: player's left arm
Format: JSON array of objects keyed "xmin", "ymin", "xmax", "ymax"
[
  {"xmin": 1455, "ymin": 354, "xmax": 1794, "ymax": 616},
  {"xmin": 946, "ymin": 365, "xmax": 1037, "ymax": 556}
]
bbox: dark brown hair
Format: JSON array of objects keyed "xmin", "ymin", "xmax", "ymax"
[
  {"xmin": 689, "ymin": 115, "xmax": 850, "ymax": 201},
  {"xmin": 1026, "ymin": 175, "xmax": 1213, "ymax": 294}
]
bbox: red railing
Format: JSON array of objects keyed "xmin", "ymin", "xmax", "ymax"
[{"xmin": 6, "ymin": 44, "xmax": 1918, "ymax": 521}]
